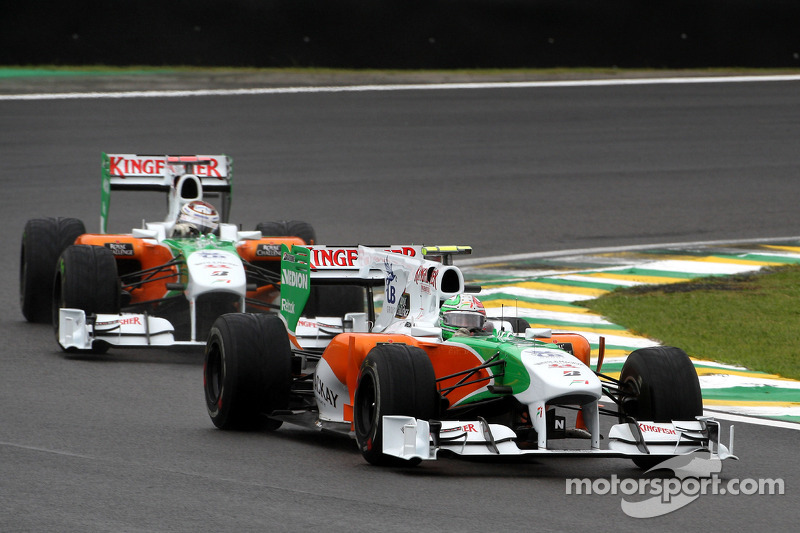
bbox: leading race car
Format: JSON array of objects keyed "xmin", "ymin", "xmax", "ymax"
[
  {"xmin": 19, "ymin": 153, "xmax": 315, "ymax": 353},
  {"xmin": 203, "ymin": 244, "xmax": 737, "ymax": 469}
]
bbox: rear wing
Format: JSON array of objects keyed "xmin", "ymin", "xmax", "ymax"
[
  {"xmin": 100, "ymin": 153, "xmax": 233, "ymax": 233},
  {"xmin": 278, "ymin": 244, "xmax": 470, "ymax": 334},
  {"xmin": 301, "ymin": 245, "xmax": 472, "ymax": 276}
]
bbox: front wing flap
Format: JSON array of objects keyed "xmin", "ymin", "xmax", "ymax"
[
  {"xmin": 58, "ymin": 308, "xmax": 204, "ymax": 350},
  {"xmin": 382, "ymin": 416, "xmax": 737, "ymax": 462}
]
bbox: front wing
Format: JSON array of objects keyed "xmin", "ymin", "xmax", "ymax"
[
  {"xmin": 382, "ymin": 416, "xmax": 737, "ymax": 462},
  {"xmin": 58, "ymin": 308, "xmax": 204, "ymax": 350}
]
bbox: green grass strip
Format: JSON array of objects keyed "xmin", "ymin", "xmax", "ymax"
[{"xmin": 583, "ymin": 265, "xmax": 800, "ymax": 380}]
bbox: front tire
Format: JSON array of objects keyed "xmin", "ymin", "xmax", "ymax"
[
  {"xmin": 204, "ymin": 313, "xmax": 292, "ymax": 430},
  {"xmin": 54, "ymin": 245, "xmax": 120, "ymax": 353},
  {"xmin": 353, "ymin": 343, "xmax": 438, "ymax": 467},
  {"xmin": 619, "ymin": 345, "xmax": 703, "ymax": 469}
]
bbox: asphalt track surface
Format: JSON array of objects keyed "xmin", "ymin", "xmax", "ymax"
[{"xmin": 2, "ymin": 73, "xmax": 799, "ymax": 531}]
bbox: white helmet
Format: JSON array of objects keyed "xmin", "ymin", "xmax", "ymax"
[{"xmin": 175, "ymin": 200, "xmax": 219, "ymax": 236}]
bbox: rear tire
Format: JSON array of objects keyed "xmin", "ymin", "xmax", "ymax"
[
  {"xmin": 20, "ymin": 217, "xmax": 86, "ymax": 323},
  {"xmin": 619, "ymin": 345, "xmax": 703, "ymax": 469},
  {"xmin": 204, "ymin": 313, "xmax": 292, "ymax": 430},
  {"xmin": 256, "ymin": 220, "xmax": 316, "ymax": 245},
  {"xmin": 353, "ymin": 344, "xmax": 438, "ymax": 467}
]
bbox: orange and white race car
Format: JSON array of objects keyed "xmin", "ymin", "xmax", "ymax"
[
  {"xmin": 19, "ymin": 153, "xmax": 314, "ymax": 353},
  {"xmin": 203, "ymin": 244, "xmax": 737, "ymax": 470}
]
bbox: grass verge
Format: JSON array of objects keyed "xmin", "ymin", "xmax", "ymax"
[{"xmin": 581, "ymin": 265, "xmax": 800, "ymax": 380}]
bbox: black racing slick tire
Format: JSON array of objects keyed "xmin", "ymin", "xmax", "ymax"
[
  {"xmin": 20, "ymin": 217, "xmax": 86, "ymax": 323},
  {"xmin": 256, "ymin": 220, "xmax": 316, "ymax": 245},
  {"xmin": 619, "ymin": 345, "xmax": 703, "ymax": 469},
  {"xmin": 353, "ymin": 344, "xmax": 438, "ymax": 467},
  {"xmin": 204, "ymin": 313, "xmax": 292, "ymax": 430},
  {"xmin": 54, "ymin": 245, "xmax": 120, "ymax": 353}
]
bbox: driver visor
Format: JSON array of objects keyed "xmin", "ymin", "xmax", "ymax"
[{"xmin": 442, "ymin": 311, "xmax": 486, "ymax": 329}]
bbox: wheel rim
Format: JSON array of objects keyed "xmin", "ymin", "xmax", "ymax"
[
  {"xmin": 205, "ymin": 342, "xmax": 224, "ymax": 408},
  {"xmin": 620, "ymin": 376, "xmax": 642, "ymax": 419},
  {"xmin": 355, "ymin": 372, "xmax": 377, "ymax": 440}
]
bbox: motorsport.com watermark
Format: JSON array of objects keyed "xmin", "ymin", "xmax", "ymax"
[{"xmin": 565, "ymin": 452, "xmax": 784, "ymax": 518}]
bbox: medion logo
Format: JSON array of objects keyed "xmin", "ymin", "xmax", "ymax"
[{"xmin": 281, "ymin": 269, "xmax": 308, "ymax": 289}]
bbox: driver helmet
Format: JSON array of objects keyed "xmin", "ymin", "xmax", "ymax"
[
  {"xmin": 174, "ymin": 200, "xmax": 219, "ymax": 237},
  {"xmin": 439, "ymin": 294, "xmax": 489, "ymax": 340}
]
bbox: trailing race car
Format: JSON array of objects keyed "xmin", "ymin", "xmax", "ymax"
[
  {"xmin": 203, "ymin": 244, "xmax": 737, "ymax": 469},
  {"xmin": 19, "ymin": 153, "xmax": 316, "ymax": 352}
]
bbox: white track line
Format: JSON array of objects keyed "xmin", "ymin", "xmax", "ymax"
[
  {"xmin": 3, "ymin": 74, "xmax": 800, "ymax": 101},
  {"xmin": 703, "ymin": 410, "xmax": 800, "ymax": 431}
]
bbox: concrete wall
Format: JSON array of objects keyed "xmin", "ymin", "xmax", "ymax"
[{"xmin": 4, "ymin": 1, "xmax": 799, "ymax": 68}]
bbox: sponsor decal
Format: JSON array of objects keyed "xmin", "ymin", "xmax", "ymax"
[
  {"xmin": 639, "ymin": 424, "xmax": 677, "ymax": 435},
  {"xmin": 197, "ymin": 251, "xmax": 228, "ymax": 260},
  {"xmin": 441, "ymin": 424, "xmax": 478, "ymax": 433},
  {"xmin": 533, "ymin": 359, "xmax": 575, "ymax": 366},
  {"xmin": 108, "ymin": 155, "xmax": 223, "ymax": 177},
  {"xmin": 95, "ymin": 316, "xmax": 142, "ymax": 327},
  {"xmin": 570, "ymin": 379, "xmax": 591, "ymax": 386},
  {"xmin": 108, "ymin": 156, "xmax": 165, "ymax": 176},
  {"xmin": 256, "ymin": 244, "xmax": 281, "ymax": 257},
  {"xmin": 312, "ymin": 248, "xmax": 359, "ymax": 268},
  {"xmin": 308, "ymin": 246, "xmax": 417, "ymax": 269},
  {"xmin": 395, "ymin": 292, "xmax": 410, "ymax": 319},
  {"xmin": 524, "ymin": 348, "xmax": 571, "ymax": 359},
  {"xmin": 413, "ymin": 265, "xmax": 439, "ymax": 288},
  {"xmin": 563, "ymin": 370, "xmax": 582, "ymax": 377},
  {"xmin": 281, "ymin": 298, "xmax": 295, "ymax": 314},
  {"xmin": 314, "ymin": 375, "xmax": 339, "ymax": 408},
  {"xmin": 105, "ymin": 242, "xmax": 134, "ymax": 256},
  {"xmin": 281, "ymin": 268, "xmax": 308, "ymax": 289}
]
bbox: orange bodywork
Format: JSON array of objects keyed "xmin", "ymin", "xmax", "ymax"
[
  {"xmin": 317, "ymin": 333, "xmax": 492, "ymax": 424},
  {"xmin": 547, "ymin": 332, "xmax": 592, "ymax": 367},
  {"xmin": 236, "ymin": 237, "xmax": 307, "ymax": 263},
  {"xmin": 75, "ymin": 234, "xmax": 178, "ymax": 304}
]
